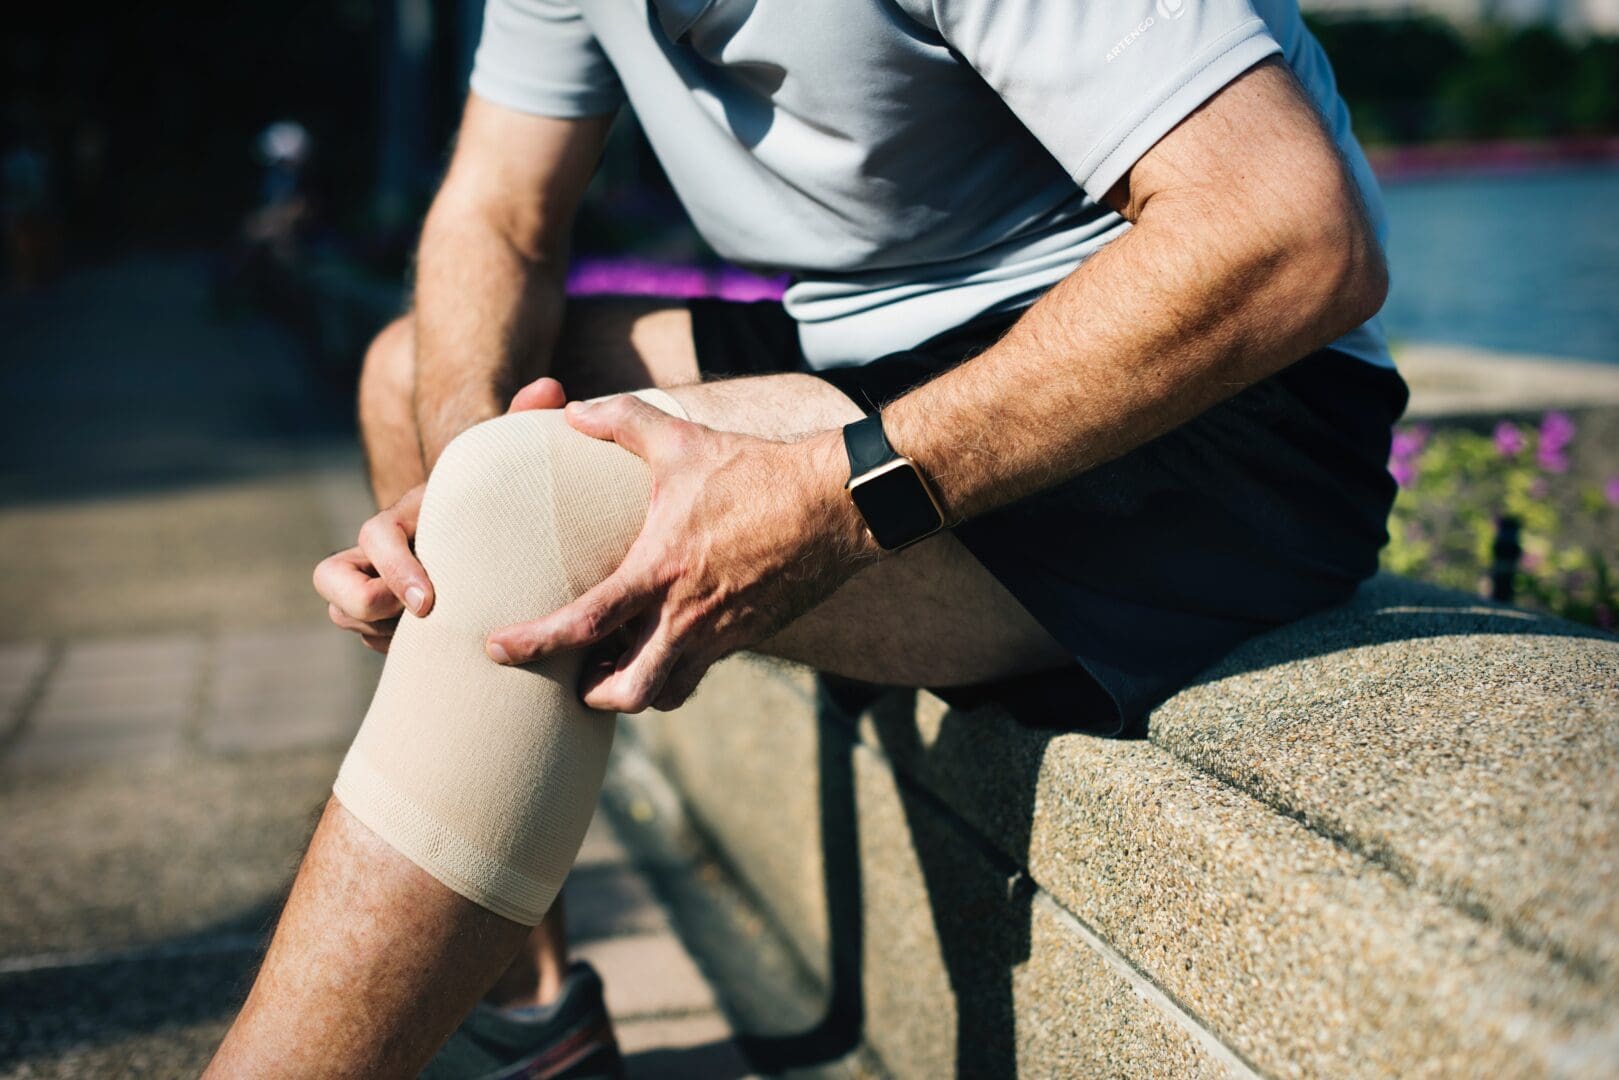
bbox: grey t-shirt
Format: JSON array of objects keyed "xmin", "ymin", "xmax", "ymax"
[{"xmin": 472, "ymin": 0, "xmax": 1392, "ymax": 371}]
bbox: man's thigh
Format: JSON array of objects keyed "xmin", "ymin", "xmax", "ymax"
[
  {"xmin": 549, "ymin": 297, "xmax": 702, "ymax": 399},
  {"xmin": 558, "ymin": 297, "xmax": 1069, "ymax": 687}
]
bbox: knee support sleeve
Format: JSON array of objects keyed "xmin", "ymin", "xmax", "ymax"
[{"xmin": 332, "ymin": 389, "xmax": 685, "ymax": 924}]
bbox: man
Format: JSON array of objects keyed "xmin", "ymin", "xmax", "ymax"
[{"xmin": 209, "ymin": 1, "xmax": 1404, "ymax": 1075}]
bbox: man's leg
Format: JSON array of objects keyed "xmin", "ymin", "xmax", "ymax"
[
  {"xmin": 216, "ymin": 306, "xmax": 1071, "ymax": 1076},
  {"xmin": 215, "ymin": 373, "xmax": 1064, "ymax": 1076},
  {"xmin": 207, "ymin": 800, "xmax": 530, "ymax": 1078},
  {"xmin": 355, "ymin": 299, "xmax": 707, "ymax": 1013}
]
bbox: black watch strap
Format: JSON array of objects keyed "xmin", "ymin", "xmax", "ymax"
[{"xmin": 842, "ymin": 413, "xmax": 896, "ymax": 478}]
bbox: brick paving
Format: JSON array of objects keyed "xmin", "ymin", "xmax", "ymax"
[{"xmin": 0, "ymin": 256, "xmax": 754, "ymax": 1078}]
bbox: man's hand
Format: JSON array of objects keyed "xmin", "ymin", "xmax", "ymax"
[
  {"xmin": 314, "ymin": 484, "xmax": 430, "ymax": 653},
  {"xmin": 315, "ymin": 378, "xmax": 570, "ymax": 652},
  {"xmin": 486, "ymin": 395, "xmax": 875, "ymax": 713}
]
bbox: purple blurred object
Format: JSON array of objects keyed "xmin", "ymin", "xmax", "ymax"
[
  {"xmin": 1493, "ymin": 421, "xmax": 1525, "ymax": 458},
  {"xmin": 1605, "ymin": 476, "xmax": 1619, "ymax": 508},
  {"xmin": 1390, "ymin": 424, "xmax": 1429, "ymax": 461},
  {"xmin": 1538, "ymin": 411, "xmax": 1577, "ymax": 453},
  {"xmin": 1389, "ymin": 459, "xmax": 1416, "ymax": 488},
  {"xmin": 1537, "ymin": 445, "xmax": 1570, "ymax": 474},
  {"xmin": 566, "ymin": 257, "xmax": 789, "ymax": 302}
]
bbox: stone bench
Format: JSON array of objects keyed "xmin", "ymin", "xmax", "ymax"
[{"xmin": 625, "ymin": 574, "xmax": 1618, "ymax": 1077}]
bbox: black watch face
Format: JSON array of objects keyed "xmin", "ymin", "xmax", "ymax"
[{"xmin": 849, "ymin": 461, "xmax": 944, "ymax": 550}]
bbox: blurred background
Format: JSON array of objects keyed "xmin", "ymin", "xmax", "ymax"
[{"xmin": 1, "ymin": 2, "xmax": 1617, "ymax": 1074}]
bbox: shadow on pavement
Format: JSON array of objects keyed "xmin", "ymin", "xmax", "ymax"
[{"xmin": 0, "ymin": 902, "xmax": 280, "ymax": 1071}]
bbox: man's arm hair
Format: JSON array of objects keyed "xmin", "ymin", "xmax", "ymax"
[
  {"xmin": 413, "ymin": 93, "xmax": 615, "ymax": 463},
  {"xmin": 880, "ymin": 58, "xmax": 1388, "ymax": 521}
]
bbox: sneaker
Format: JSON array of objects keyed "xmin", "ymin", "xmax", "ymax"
[{"xmin": 421, "ymin": 961, "xmax": 625, "ymax": 1080}]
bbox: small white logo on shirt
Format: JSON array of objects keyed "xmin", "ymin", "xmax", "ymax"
[
  {"xmin": 1106, "ymin": 17, "xmax": 1155, "ymax": 63},
  {"xmin": 1107, "ymin": 1, "xmax": 1186, "ymax": 62}
]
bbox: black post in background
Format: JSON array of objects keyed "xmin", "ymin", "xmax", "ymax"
[{"xmin": 1492, "ymin": 514, "xmax": 1523, "ymax": 603}]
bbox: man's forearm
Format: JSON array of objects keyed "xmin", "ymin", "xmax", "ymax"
[
  {"xmin": 852, "ymin": 61, "xmax": 1388, "ymax": 526},
  {"xmin": 412, "ymin": 200, "xmax": 568, "ymax": 464},
  {"xmin": 875, "ymin": 193, "xmax": 1385, "ymax": 523}
]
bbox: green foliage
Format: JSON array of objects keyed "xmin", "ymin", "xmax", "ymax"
[
  {"xmin": 1384, "ymin": 414, "xmax": 1618, "ymax": 629},
  {"xmin": 1306, "ymin": 15, "xmax": 1469, "ymax": 143},
  {"xmin": 1307, "ymin": 15, "xmax": 1619, "ymax": 143}
]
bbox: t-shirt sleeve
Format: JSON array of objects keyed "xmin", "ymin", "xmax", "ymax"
[
  {"xmin": 928, "ymin": 0, "xmax": 1281, "ymax": 199},
  {"xmin": 469, "ymin": 0, "xmax": 625, "ymax": 118}
]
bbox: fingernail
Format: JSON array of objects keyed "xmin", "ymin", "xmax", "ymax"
[
  {"xmin": 405, "ymin": 586, "xmax": 426, "ymax": 615},
  {"xmin": 487, "ymin": 641, "xmax": 511, "ymax": 664}
]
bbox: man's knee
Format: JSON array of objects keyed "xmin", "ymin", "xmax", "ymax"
[
  {"xmin": 412, "ymin": 407, "xmax": 660, "ymax": 631},
  {"xmin": 359, "ymin": 315, "xmax": 415, "ymax": 435},
  {"xmin": 332, "ymin": 389, "xmax": 687, "ymax": 925}
]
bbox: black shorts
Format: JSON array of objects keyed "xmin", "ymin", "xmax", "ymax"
[{"xmin": 689, "ymin": 297, "xmax": 1409, "ymax": 736}]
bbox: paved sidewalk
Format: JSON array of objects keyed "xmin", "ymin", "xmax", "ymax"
[{"xmin": 0, "ymin": 256, "xmax": 752, "ymax": 1078}]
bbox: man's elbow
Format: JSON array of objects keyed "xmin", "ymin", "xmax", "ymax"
[{"xmin": 1291, "ymin": 193, "xmax": 1389, "ymax": 341}]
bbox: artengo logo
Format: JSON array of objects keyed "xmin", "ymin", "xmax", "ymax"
[
  {"xmin": 1106, "ymin": 16, "xmax": 1154, "ymax": 63},
  {"xmin": 1107, "ymin": 1, "xmax": 1185, "ymax": 63}
]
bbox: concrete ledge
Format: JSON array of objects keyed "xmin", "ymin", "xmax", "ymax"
[
  {"xmin": 629, "ymin": 575, "xmax": 1619, "ymax": 1077},
  {"xmin": 1397, "ymin": 343, "xmax": 1619, "ymax": 417}
]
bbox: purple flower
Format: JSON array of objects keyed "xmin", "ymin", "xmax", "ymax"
[
  {"xmin": 1604, "ymin": 476, "xmax": 1619, "ymax": 508},
  {"xmin": 1537, "ymin": 444, "xmax": 1570, "ymax": 474},
  {"xmin": 1539, "ymin": 411, "xmax": 1576, "ymax": 454},
  {"xmin": 1390, "ymin": 425, "xmax": 1429, "ymax": 461},
  {"xmin": 1389, "ymin": 459, "xmax": 1415, "ymax": 488},
  {"xmin": 1493, "ymin": 421, "xmax": 1525, "ymax": 457}
]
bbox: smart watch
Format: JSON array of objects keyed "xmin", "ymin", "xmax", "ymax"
[{"xmin": 841, "ymin": 413, "xmax": 948, "ymax": 551}]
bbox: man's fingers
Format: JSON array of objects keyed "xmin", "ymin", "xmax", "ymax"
[
  {"xmin": 327, "ymin": 603, "xmax": 399, "ymax": 638},
  {"xmin": 357, "ymin": 513, "xmax": 433, "ymax": 617},
  {"xmin": 486, "ymin": 569, "xmax": 656, "ymax": 665},
  {"xmin": 508, "ymin": 376, "xmax": 567, "ymax": 414},
  {"xmin": 650, "ymin": 655, "xmax": 709, "ymax": 712},
  {"xmin": 564, "ymin": 395, "xmax": 686, "ymax": 461},
  {"xmin": 580, "ymin": 619, "xmax": 681, "ymax": 714},
  {"xmin": 313, "ymin": 549, "xmax": 405, "ymax": 622}
]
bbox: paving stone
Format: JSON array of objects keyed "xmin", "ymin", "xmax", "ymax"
[
  {"xmin": 33, "ymin": 635, "xmax": 202, "ymax": 725},
  {"xmin": 0, "ymin": 473, "xmax": 344, "ymax": 643},
  {"xmin": 204, "ymin": 625, "xmax": 380, "ymax": 753},
  {"xmin": 0, "ymin": 641, "xmax": 50, "ymax": 727},
  {"xmin": 8, "ymin": 635, "xmax": 202, "ymax": 768},
  {"xmin": 575, "ymin": 811, "xmax": 631, "ymax": 871},
  {"xmin": 576, "ymin": 932, "xmax": 719, "ymax": 1020},
  {"xmin": 6, "ymin": 723, "xmax": 184, "ymax": 770},
  {"xmin": 564, "ymin": 863, "xmax": 669, "ymax": 943},
  {"xmin": 619, "ymin": 1013, "xmax": 754, "ymax": 1080},
  {"xmin": 0, "ymin": 749, "xmax": 338, "ymax": 959}
]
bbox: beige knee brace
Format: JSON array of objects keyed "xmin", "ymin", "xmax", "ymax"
[{"xmin": 332, "ymin": 389, "xmax": 684, "ymax": 925}]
